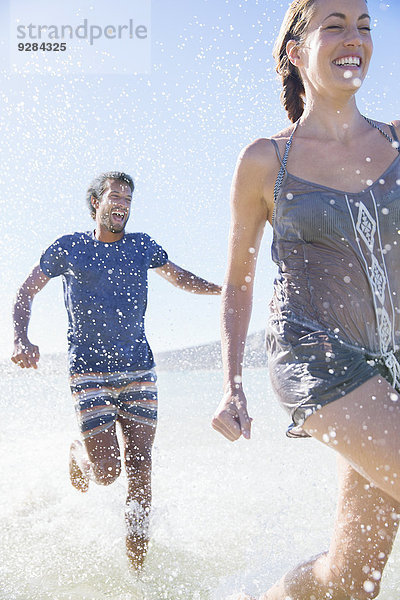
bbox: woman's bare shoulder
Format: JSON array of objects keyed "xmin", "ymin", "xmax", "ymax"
[
  {"xmin": 237, "ymin": 125, "xmax": 293, "ymax": 174},
  {"xmin": 233, "ymin": 140, "xmax": 277, "ymax": 214},
  {"xmin": 237, "ymin": 137, "xmax": 274, "ymax": 164},
  {"xmin": 232, "ymin": 128, "xmax": 292, "ymax": 219}
]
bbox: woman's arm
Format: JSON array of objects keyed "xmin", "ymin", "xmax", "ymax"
[{"xmin": 212, "ymin": 139, "xmax": 276, "ymax": 441}]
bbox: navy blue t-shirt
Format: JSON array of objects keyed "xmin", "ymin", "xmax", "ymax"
[{"xmin": 40, "ymin": 231, "xmax": 168, "ymax": 374}]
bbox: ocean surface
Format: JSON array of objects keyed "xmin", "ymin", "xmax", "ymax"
[{"xmin": 2, "ymin": 357, "xmax": 400, "ymax": 600}]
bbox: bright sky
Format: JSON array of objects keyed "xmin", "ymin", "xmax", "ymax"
[{"xmin": 1, "ymin": 0, "xmax": 399, "ymax": 359}]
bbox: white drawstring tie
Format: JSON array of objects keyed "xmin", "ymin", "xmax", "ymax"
[{"xmin": 382, "ymin": 350, "xmax": 400, "ymax": 389}]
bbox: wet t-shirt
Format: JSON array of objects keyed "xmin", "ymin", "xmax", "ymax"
[{"xmin": 40, "ymin": 231, "xmax": 168, "ymax": 373}]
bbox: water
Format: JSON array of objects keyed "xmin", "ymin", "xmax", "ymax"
[{"xmin": 2, "ymin": 357, "xmax": 400, "ymax": 599}]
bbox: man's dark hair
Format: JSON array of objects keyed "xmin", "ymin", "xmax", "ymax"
[{"xmin": 86, "ymin": 171, "xmax": 135, "ymax": 219}]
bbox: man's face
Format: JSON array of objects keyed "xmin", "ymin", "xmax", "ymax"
[{"xmin": 93, "ymin": 179, "xmax": 132, "ymax": 234}]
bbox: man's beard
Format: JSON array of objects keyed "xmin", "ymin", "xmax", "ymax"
[{"xmin": 102, "ymin": 213, "xmax": 125, "ymax": 233}]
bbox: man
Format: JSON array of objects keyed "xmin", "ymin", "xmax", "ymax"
[{"xmin": 11, "ymin": 171, "xmax": 220, "ymax": 569}]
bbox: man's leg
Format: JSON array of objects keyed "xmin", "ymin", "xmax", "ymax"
[
  {"xmin": 69, "ymin": 425, "xmax": 121, "ymax": 491},
  {"xmin": 69, "ymin": 439, "xmax": 90, "ymax": 492},
  {"xmin": 69, "ymin": 373, "xmax": 121, "ymax": 491},
  {"xmin": 119, "ymin": 416, "xmax": 156, "ymax": 570}
]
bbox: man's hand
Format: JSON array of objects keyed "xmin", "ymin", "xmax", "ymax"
[
  {"xmin": 212, "ymin": 388, "xmax": 252, "ymax": 441},
  {"xmin": 11, "ymin": 339, "xmax": 40, "ymax": 369},
  {"xmin": 11, "ymin": 264, "xmax": 49, "ymax": 369}
]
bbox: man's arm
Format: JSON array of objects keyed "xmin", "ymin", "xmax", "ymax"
[
  {"xmin": 11, "ymin": 264, "xmax": 50, "ymax": 369},
  {"xmin": 154, "ymin": 260, "xmax": 221, "ymax": 295}
]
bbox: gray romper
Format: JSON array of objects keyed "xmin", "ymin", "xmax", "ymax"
[{"xmin": 265, "ymin": 121, "xmax": 400, "ymax": 437}]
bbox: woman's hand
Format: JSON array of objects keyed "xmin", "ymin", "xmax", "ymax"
[
  {"xmin": 212, "ymin": 140, "xmax": 274, "ymax": 443},
  {"xmin": 212, "ymin": 387, "xmax": 252, "ymax": 441}
]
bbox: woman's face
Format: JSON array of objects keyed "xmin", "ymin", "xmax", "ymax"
[{"xmin": 292, "ymin": 0, "xmax": 373, "ymax": 97}]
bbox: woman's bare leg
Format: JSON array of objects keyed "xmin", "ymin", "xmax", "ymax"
[
  {"xmin": 304, "ymin": 374, "xmax": 400, "ymax": 502},
  {"xmin": 259, "ymin": 456, "xmax": 400, "ymax": 599},
  {"xmin": 254, "ymin": 374, "xmax": 400, "ymax": 599}
]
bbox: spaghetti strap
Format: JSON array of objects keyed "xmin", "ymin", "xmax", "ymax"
[
  {"xmin": 363, "ymin": 116, "xmax": 399, "ymax": 152},
  {"xmin": 273, "ymin": 121, "xmax": 300, "ymax": 204},
  {"xmin": 389, "ymin": 123, "xmax": 400, "ymax": 144},
  {"xmin": 270, "ymin": 138, "xmax": 284, "ymax": 166}
]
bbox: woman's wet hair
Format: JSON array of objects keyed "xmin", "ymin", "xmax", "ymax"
[
  {"xmin": 86, "ymin": 171, "xmax": 134, "ymax": 219},
  {"xmin": 273, "ymin": 0, "xmax": 317, "ymax": 123}
]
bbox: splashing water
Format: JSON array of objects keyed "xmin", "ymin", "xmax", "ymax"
[{"xmin": 2, "ymin": 356, "xmax": 400, "ymax": 599}]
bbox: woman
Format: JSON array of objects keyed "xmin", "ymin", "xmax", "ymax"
[{"xmin": 212, "ymin": 0, "xmax": 400, "ymax": 598}]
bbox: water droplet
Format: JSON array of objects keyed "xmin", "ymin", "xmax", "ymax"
[
  {"xmin": 343, "ymin": 275, "xmax": 351, "ymax": 283},
  {"xmin": 363, "ymin": 581, "xmax": 375, "ymax": 593},
  {"xmin": 362, "ymin": 565, "xmax": 370, "ymax": 574}
]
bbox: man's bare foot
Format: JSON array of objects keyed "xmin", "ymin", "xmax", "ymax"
[
  {"xmin": 69, "ymin": 440, "xmax": 89, "ymax": 492},
  {"xmin": 126, "ymin": 533, "xmax": 148, "ymax": 570}
]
